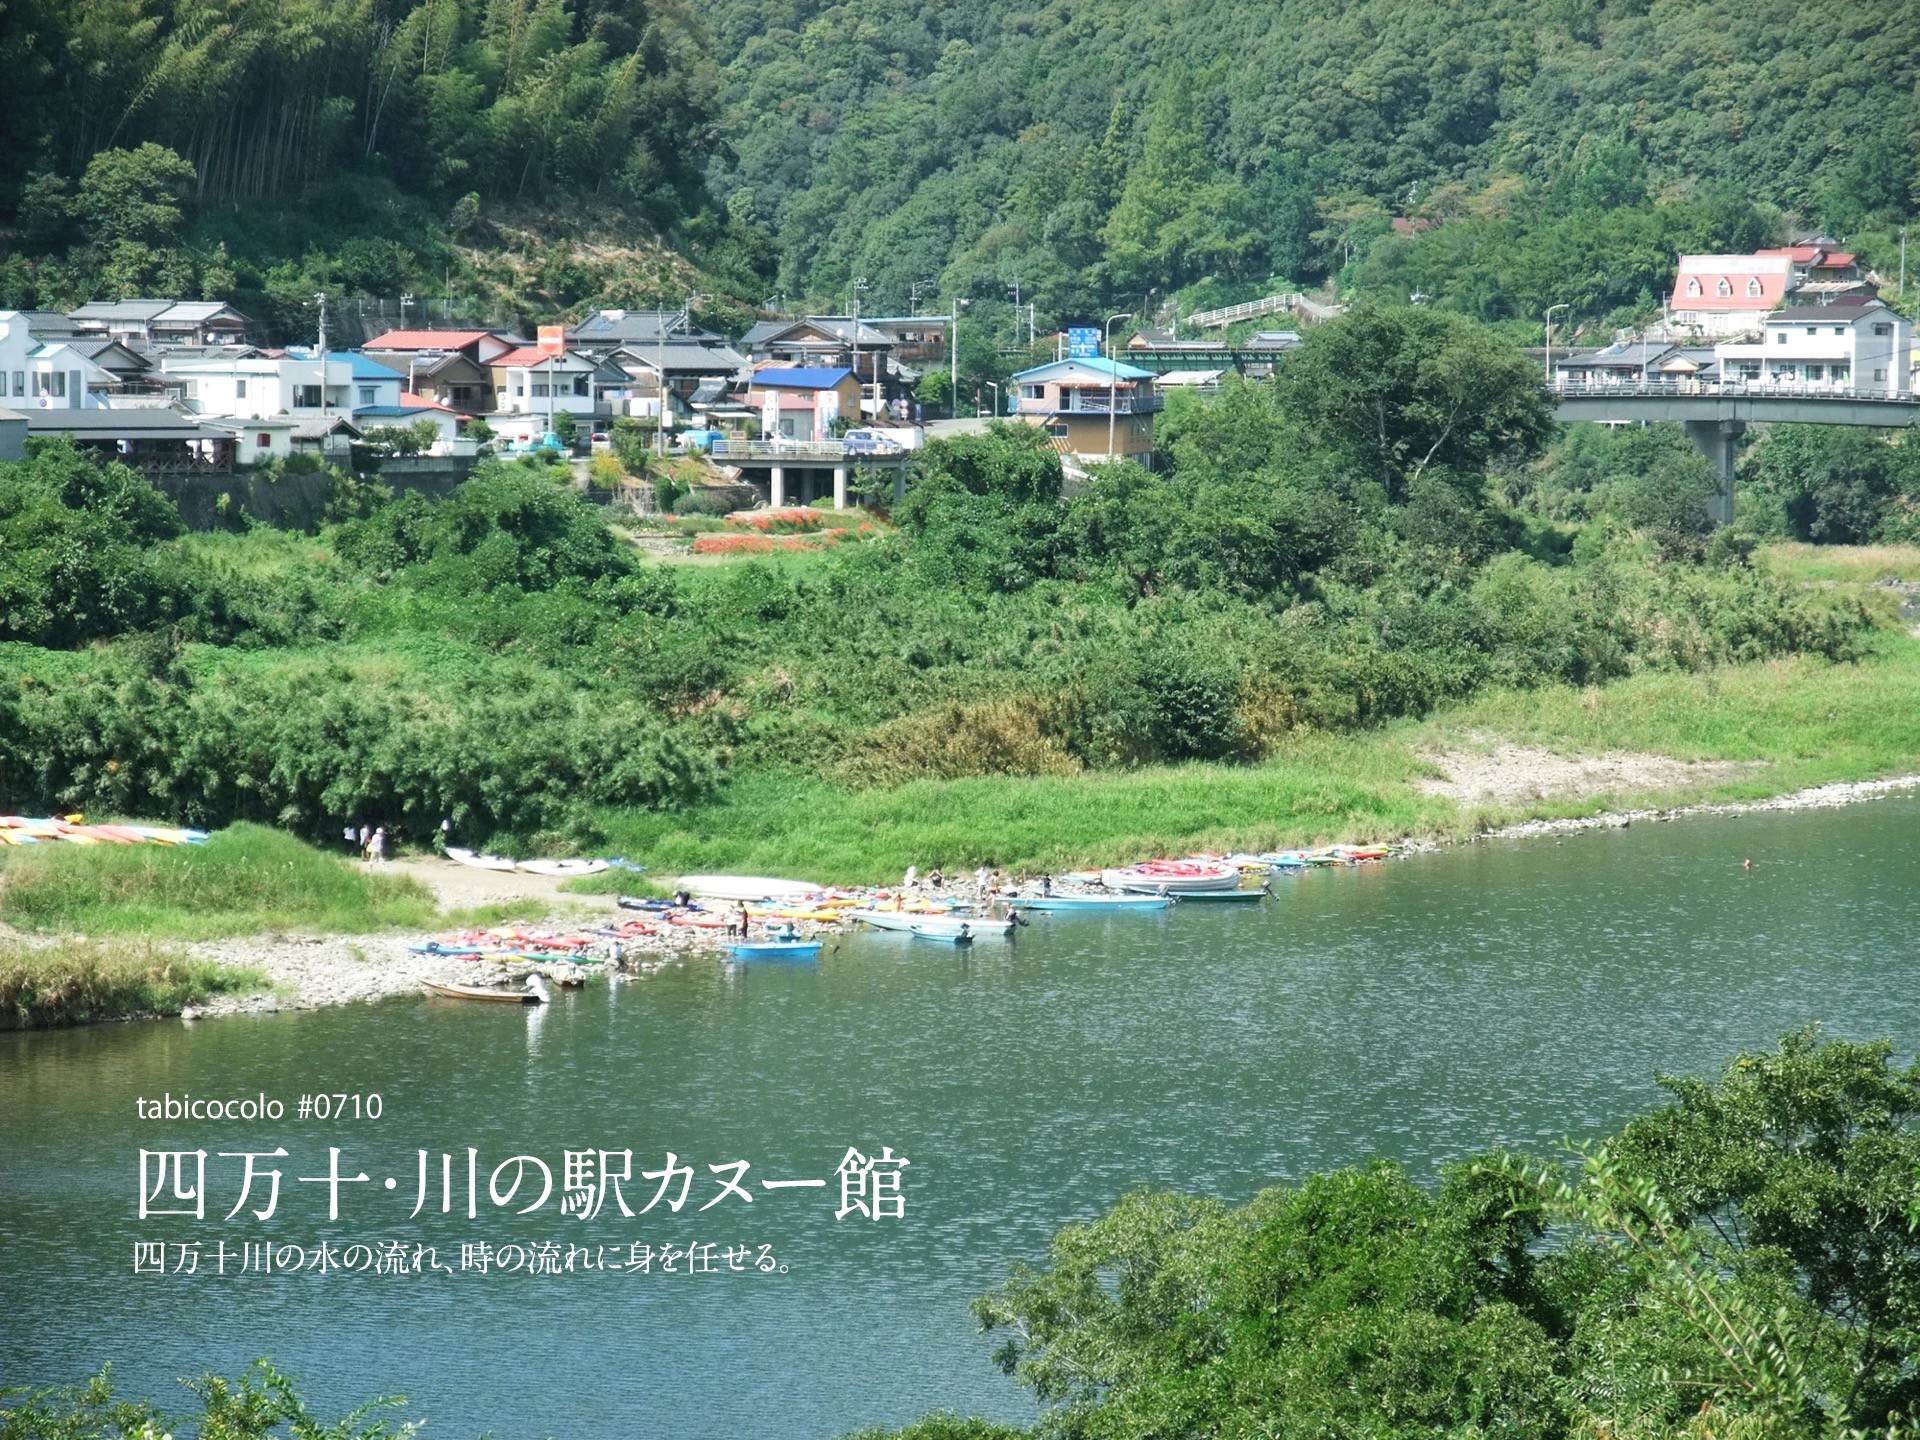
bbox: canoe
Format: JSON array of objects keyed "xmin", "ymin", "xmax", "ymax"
[
  {"xmin": 1101, "ymin": 861, "xmax": 1242, "ymax": 893},
  {"xmin": 726, "ymin": 941, "xmax": 824, "ymax": 961},
  {"xmin": 677, "ymin": 874, "xmax": 825, "ymax": 902},
  {"xmin": 446, "ymin": 847, "xmax": 518, "ymax": 872},
  {"xmin": 844, "ymin": 910, "xmax": 1013, "ymax": 938},
  {"xmin": 516, "ymin": 858, "xmax": 610, "ymax": 877},
  {"xmin": 421, "ymin": 979, "xmax": 548, "ymax": 1004},
  {"xmin": 1012, "ymin": 893, "xmax": 1171, "ymax": 912}
]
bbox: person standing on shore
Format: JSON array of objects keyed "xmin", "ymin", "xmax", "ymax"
[
  {"xmin": 358, "ymin": 824, "xmax": 370, "ymax": 857},
  {"xmin": 369, "ymin": 826, "xmax": 388, "ymax": 865}
]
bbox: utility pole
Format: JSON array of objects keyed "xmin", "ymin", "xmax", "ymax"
[
  {"xmin": 851, "ymin": 277, "xmax": 869, "ymax": 423},
  {"xmin": 950, "ymin": 298, "xmax": 968, "ymax": 420},
  {"xmin": 1104, "ymin": 311, "xmax": 1132, "ymax": 459},
  {"xmin": 314, "ymin": 292, "xmax": 329, "ymax": 421},
  {"xmin": 1544, "ymin": 303, "xmax": 1568, "ymax": 391},
  {"xmin": 1901, "ymin": 226, "xmax": 1908, "ymax": 300}
]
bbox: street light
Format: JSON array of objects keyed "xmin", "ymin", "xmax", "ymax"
[
  {"xmin": 1544, "ymin": 304, "xmax": 1569, "ymax": 392},
  {"xmin": 1104, "ymin": 311, "xmax": 1133, "ymax": 459}
]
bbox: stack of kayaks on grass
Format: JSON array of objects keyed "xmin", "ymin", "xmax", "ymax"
[
  {"xmin": 445, "ymin": 847, "xmax": 609, "ymax": 876},
  {"xmin": 1, "ymin": 815, "xmax": 209, "ymax": 847}
]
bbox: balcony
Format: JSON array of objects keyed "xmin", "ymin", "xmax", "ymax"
[{"xmin": 1023, "ymin": 392, "xmax": 1164, "ymax": 416}]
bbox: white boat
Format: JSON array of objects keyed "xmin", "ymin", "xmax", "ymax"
[
  {"xmin": 446, "ymin": 846, "xmax": 518, "ymax": 872},
  {"xmin": 677, "ymin": 874, "xmax": 825, "ymax": 902},
  {"xmin": 515, "ymin": 858, "xmax": 610, "ymax": 877},
  {"xmin": 1100, "ymin": 862, "xmax": 1243, "ymax": 893},
  {"xmin": 843, "ymin": 909, "xmax": 1013, "ymax": 938},
  {"xmin": 1012, "ymin": 892, "xmax": 1172, "ymax": 912}
]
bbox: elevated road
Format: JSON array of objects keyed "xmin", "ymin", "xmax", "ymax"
[{"xmin": 1550, "ymin": 381, "xmax": 1920, "ymax": 524}]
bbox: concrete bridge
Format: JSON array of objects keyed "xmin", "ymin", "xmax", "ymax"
[
  {"xmin": 1551, "ymin": 381, "xmax": 1920, "ymax": 524},
  {"xmin": 702, "ymin": 437, "xmax": 911, "ymax": 508}
]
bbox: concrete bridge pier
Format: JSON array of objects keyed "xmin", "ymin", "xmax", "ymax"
[
  {"xmin": 770, "ymin": 466, "xmax": 786, "ymax": 508},
  {"xmin": 892, "ymin": 461, "xmax": 907, "ymax": 508},
  {"xmin": 833, "ymin": 466, "xmax": 848, "ymax": 510},
  {"xmin": 1682, "ymin": 419, "xmax": 1746, "ymax": 527}
]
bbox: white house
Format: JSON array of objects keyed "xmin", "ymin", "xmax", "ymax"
[
  {"xmin": 1714, "ymin": 299, "xmax": 1911, "ymax": 396},
  {"xmin": 0, "ymin": 312, "xmax": 124, "ymax": 409},
  {"xmin": 488, "ymin": 344, "xmax": 600, "ymax": 419},
  {"xmin": 353, "ymin": 392, "xmax": 466, "ymax": 449},
  {"xmin": 159, "ymin": 351, "xmax": 354, "ymax": 419},
  {"xmin": 69, "ymin": 299, "xmax": 251, "ymax": 348},
  {"xmin": 201, "ymin": 416, "xmax": 299, "ymax": 466}
]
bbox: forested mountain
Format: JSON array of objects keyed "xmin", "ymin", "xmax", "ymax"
[
  {"xmin": 706, "ymin": 0, "xmax": 1920, "ymax": 329},
  {"xmin": 0, "ymin": 0, "xmax": 1914, "ymax": 337}
]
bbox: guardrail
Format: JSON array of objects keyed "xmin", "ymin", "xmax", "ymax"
[
  {"xmin": 1551, "ymin": 379, "xmax": 1919, "ymax": 405},
  {"xmin": 1187, "ymin": 293, "xmax": 1304, "ymax": 329}
]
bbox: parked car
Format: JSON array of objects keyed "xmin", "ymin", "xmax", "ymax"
[{"xmin": 842, "ymin": 428, "xmax": 904, "ymax": 456}]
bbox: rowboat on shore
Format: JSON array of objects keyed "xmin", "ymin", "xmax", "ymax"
[
  {"xmin": 1173, "ymin": 884, "xmax": 1269, "ymax": 903},
  {"xmin": 421, "ymin": 974, "xmax": 551, "ymax": 1004},
  {"xmin": 726, "ymin": 940, "xmax": 824, "ymax": 961},
  {"xmin": 910, "ymin": 923, "xmax": 975, "ymax": 944},
  {"xmin": 843, "ymin": 910, "xmax": 1014, "ymax": 938},
  {"xmin": 1012, "ymin": 892, "xmax": 1172, "ymax": 912},
  {"xmin": 516, "ymin": 858, "xmax": 609, "ymax": 877},
  {"xmin": 1101, "ymin": 860, "xmax": 1242, "ymax": 893}
]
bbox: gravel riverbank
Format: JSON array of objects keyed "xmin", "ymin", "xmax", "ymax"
[{"xmin": 29, "ymin": 768, "xmax": 1920, "ymax": 1026}]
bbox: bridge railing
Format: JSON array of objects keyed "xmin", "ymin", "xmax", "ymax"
[{"xmin": 1551, "ymin": 378, "xmax": 1918, "ymax": 405}]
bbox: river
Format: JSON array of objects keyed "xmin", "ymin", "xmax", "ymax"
[{"xmin": 3, "ymin": 798, "xmax": 1916, "ymax": 1437}]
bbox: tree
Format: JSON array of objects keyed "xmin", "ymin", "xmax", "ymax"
[
  {"xmin": 73, "ymin": 143, "xmax": 195, "ymax": 248},
  {"xmin": 1280, "ymin": 303, "xmax": 1554, "ymax": 503}
]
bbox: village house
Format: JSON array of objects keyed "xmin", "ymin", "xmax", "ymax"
[
  {"xmin": 69, "ymin": 299, "xmax": 251, "ymax": 349},
  {"xmin": 742, "ymin": 316, "xmax": 916, "ymax": 416},
  {"xmin": 158, "ymin": 349, "xmax": 356, "ymax": 419},
  {"xmin": 568, "ymin": 308, "xmax": 729, "ymax": 350},
  {"xmin": 489, "ymin": 344, "xmax": 601, "ymax": 421},
  {"xmin": 1714, "ymin": 298, "xmax": 1911, "ymax": 396},
  {"xmin": 352, "ymin": 392, "xmax": 467, "ymax": 449},
  {"xmin": 1668, "ymin": 255, "xmax": 1795, "ymax": 336},
  {"xmin": 1009, "ymin": 356, "xmax": 1160, "ymax": 467},
  {"xmin": 745, "ymin": 366, "xmax": 862, "ymax": 441},
  {"xmin": 596, "ymin": 341, "xmax": 750, "ymax": 426},
  {"xmin": 361, "ymin": 329, "xmax": 516, "ymax": 414}
]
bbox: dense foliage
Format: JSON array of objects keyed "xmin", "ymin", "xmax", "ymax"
[
  {"xmin": 847, "ymin": 1032, "xmax": 1920, "ymax": 1440},
  {"xmin": 0, "ymin": 0, "xmax": 772, "ymax": 325},
  {"xmin": 708, "ymin": 0, "xmax": 1919, "ymax": 325},
  {"xmin": 0, "ymin": 309, "xmax": 1879, "ymax": 852}
]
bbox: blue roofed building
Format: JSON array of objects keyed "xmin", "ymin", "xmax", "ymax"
[{"xmin": 1010, "ymin": 356, "xmax": 1160, "ymax": 467}]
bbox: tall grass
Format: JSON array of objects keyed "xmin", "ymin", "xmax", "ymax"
[
  {"xmin": 592, "ymin": 638, "xmax": 1920, "ymax": 882},
  {"xmin": 0, "ymin": 823, "xmax": 436, "ymax": 939},
  {"xmin": 0, "ymin": 940, "xmax": 264, "ymax": 1028}
]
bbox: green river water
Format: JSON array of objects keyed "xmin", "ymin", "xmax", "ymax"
[{"xmin": 2, "ymin": 797, "xmax": 1916, "ymax": 1437}]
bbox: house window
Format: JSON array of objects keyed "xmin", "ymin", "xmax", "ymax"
[
  {"xmin": 1716, "ymin": 278, "xmax": 1731, "ymax": 297},
  {"xmin": 1776, "ymin": 333, "xmax": 1788, "ymax": 344},
  {"xmin": 294, "ymin": 384, "xmax": 322, "ymax": 407},
  {"xmin": 532, "ymin": 381, "xmax": 549, "ymax": 397},
  {"xmin": 1832, "ymin": 326, "xmax": 1845, "ymax": 336},
  {"xmin": 1873, "ymin": 323, "xmax": 1892, "ymax": 336},
  {"xmin": 449, "ymin": 386, "xmax": 473, "ymax": 404},
  {"xmin": 1046, "ymin": 422, "xmax": 1069, "ymax": 438},
  {"xmin": 256, "ymin": 433, "xmax": 270, "ymax": 448},
  {"xmin": 1805, "ymin": 365, "xmax": 1824, "ymax": 381},
  {"xmin": 10, "ymin": 371, "xmax": 20, "ymax": 396},
  {"xmin": 1875, "ymin": 368, "xmax": 1887, "ymax": 381},
  {"xmin": 1686, "ymin": 278, "xmax": 1701, "ymax": 297},
  {"xmin": 1832, "ymin": 366, "xmax": 1849, "ymax": 384},
  {"xmin": 359, "ymin": 385, "xmax": 376, "ymax": 406},
  {"xmin": 1747, "ymin": 278, "xmax": 1762, "ymax": 297},
  {"xmin": 1805, "ymin": 326, "xmax": 1818, "ymax": 335},
  {"xmin": 572, "ymin": 376, "xmax": 590, "ymax": 397},
  {"xmin": 235, "ymin": 378, "xmax": 247, "ymax": 398},
  {"xmin": 50, "ymin": 371, "xmax": 66, "ymax": 397},
  {"xmin": 1021, "ymin": 385, "xmax": 1043, "ymax": 400}
]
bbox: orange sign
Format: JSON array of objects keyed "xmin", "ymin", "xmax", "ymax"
[{"xmin": 536, "ymin": 325, "xmax": 565, "ymax": 357}]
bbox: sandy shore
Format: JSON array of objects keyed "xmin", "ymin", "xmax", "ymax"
[{"xmin": 147, "ymin": 764, "xmax": 1920, "ymax": 1022}]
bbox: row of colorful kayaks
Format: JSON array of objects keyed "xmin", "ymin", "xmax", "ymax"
[{"xmin": 0, "ymin": 815, "xmax": 209, "ymax": 847}]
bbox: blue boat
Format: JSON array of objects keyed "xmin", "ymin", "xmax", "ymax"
[
  {"xmin": 1011, "ymin": 893, "xmax": 1172, "ymax": 912},
  {"xmin": 726, "ymin": 940, "xmax": 823, "ymax": 962},
  {"xmin": 1174, "ymin": 884, "xmax": 1269, "ymax": 903}
]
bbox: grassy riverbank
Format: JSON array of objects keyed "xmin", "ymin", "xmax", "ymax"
[
  {"xmin": 584, "ymin": 634, "xmax": 1920, "ymax": 884},
  {"xmin": 0, "ymin": 940, "xmax": 265, "ymax": 1029},
  {"xmin": 0, "ymin": 823, "xmax": 434, "ymax": 939}
]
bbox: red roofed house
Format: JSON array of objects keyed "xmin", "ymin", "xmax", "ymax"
[
  {"xmin": 488, "ymin": 345, "xmax": 600, "ymax": 424},
  {"xmin": 1668, "ymin": 254, "xmax": 1793, "ymax": 337},
  {"xmin": 360, "ymin": 329, "xmax": 515, "ymax": 416}
]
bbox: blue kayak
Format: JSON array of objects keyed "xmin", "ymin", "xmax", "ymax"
[{"xmin": 726, "ymin": 940, "xmax": 823, "ymax": 962}]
